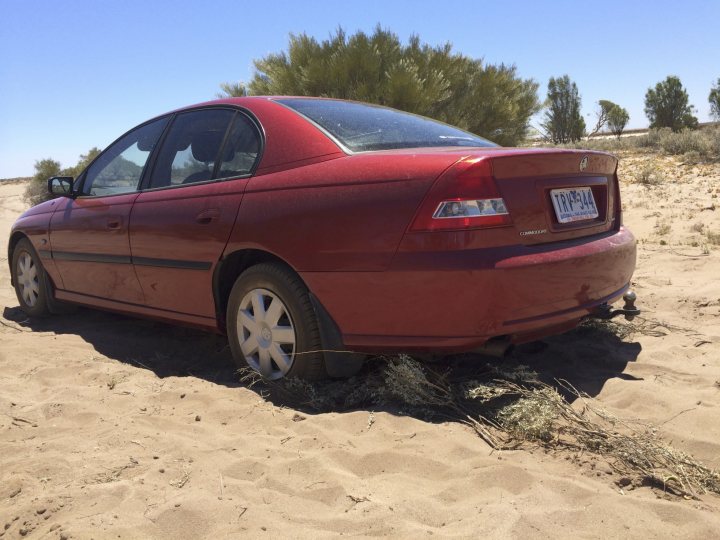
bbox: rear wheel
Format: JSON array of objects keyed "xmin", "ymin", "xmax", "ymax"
[
  {"xmin": 11, "ymin": 238, "xmax": 51, "ymax": 317},
  {"xmin": 227, "ymin": 263, "xmax": 325, "ymax": 380}
]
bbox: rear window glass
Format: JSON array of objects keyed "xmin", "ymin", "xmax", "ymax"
[{"xmin": 276, "ymin": 98, "xmax": 497, "ymax": 152}]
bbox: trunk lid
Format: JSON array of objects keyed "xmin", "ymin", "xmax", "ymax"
[{"xmin": 489, "ymin": 150, "xmax": 619, "ymax": 245}]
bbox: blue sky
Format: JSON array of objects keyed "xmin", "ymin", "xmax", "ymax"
[{"xmin": 1, "ymin": 0, "xmax": 718, "ymax": 177}]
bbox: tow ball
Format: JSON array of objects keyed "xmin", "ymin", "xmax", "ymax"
[{"xmin": 591, "ymin": 291, "xmax": 641, "ymax": 322}]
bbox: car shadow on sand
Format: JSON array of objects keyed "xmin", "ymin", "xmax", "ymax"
[
  {"xmin": 3, "ymin": 303, "xmax": 642, "ymax": 412},
  {"xmin": 3, "ymin": 305, "xmax": 239, "ymax": 386}
]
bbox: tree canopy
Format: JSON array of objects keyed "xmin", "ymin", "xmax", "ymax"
[
  {"xmin": 644, "ymin": 76, "xmax": 698, "ymax": 131},
  {"xmin": 606, "ymin": 104, "xmax": 630, "ymax": 138},
  {"xmin": 586, "ymin": 99, "xmax": 630, "ymax": 139},
  {"xmin": 221, "ymin": 27, "xmax": 540, "ymax": 146}
]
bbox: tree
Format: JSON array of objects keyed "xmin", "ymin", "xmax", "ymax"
[
  {"xmin": 607, "ymin": 104, "xmax": 630, "ymax": 138},
  {"xmin": 587, "ymin": 100, "xmax": 616, "ymax": 138},
  {"xmin": 587, "ymin": 100, "xmax": 629, "ymax": 139},
  {"xmin": 540, "ymin": 75, "xmax": 586, "ymax": 143},
  {"xmin": 644, "ymin": 76, "xmax": 698, "ymax": 131},
  {"xmin": 710, "ymin": 78, "xmax": 720, "ymax": 121},
  {"xmin": 220, "ymin": 27, "xmax": 541, "ymax": 146},
  {"xmin": 23, "ymin": 148, "xmax": 101, "ymax": 207}
]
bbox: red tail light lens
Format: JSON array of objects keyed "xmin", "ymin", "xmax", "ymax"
[
  {"xmin": 613, "ymin": 173, "xmax": 623, "ymax": 227},
  {"xmin": 409, "ymin": 158, "xmax": 512, "ymax": 232}
]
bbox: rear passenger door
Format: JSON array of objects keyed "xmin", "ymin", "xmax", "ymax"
[{"xmin": 129, "ymin": 107, "xmax": 262, "ymax": 318}]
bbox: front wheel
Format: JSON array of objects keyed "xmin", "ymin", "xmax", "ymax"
[
  {"xmin": 226, "ymin": 263, "xmax": 325, "ymax": 380},
  {"xmin": 11, "ymin": 238, "xmax": 51, "ymax": 317}
]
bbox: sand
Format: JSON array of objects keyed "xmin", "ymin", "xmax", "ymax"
[{"xmin": 1, "ymin": 157, "xmax": 719, "ymax": 538}]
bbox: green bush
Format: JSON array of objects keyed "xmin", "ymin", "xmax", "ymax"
[{"xmin": 25, "ymin": 158, "xmax": 62, "ymax": 207}]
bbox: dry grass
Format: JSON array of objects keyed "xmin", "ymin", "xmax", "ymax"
[
  {"xmin": 240, "ymin": 348, "xmax": 720, "ymax": 499},
  {"xmin": 655, "ymin": 219, "xmax": 671, "ymax": 236},
  {"xmin": 636, "ymin": 161, "xmax": 665, "ymax": 185},
  {"xmin": 691, "ymin": 222, "xmax": 705, "ymax": 233},
  {"xmin": 550, "ymin": 127, "xmax": 720, "ymax": 161}
]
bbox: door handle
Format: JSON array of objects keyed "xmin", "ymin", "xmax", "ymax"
[
  {"xmin": 107, "ymin": 219, "xmax": 122, "ymax": 230},
  {"xmin": 195, "ymin": 209, "xmax": 220, "ymax": 224}
]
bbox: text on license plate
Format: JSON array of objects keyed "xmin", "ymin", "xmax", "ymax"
[{"xmin": 550, "ymin": 187, "xmax": 599, "ymax": 223}]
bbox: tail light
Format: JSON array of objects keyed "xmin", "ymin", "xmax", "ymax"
[
  {"xmin": 613, "ymin": 172, "xmax": 623, "ymax": 228},
  {"xmin": 409, "ymin": 157, "xmax": 512, "ymax": 232}
]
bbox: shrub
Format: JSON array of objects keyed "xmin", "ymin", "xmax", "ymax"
[
  {"xmin": 545, "ymin": 127, "xmax": 720, "ymax": 161},
  {"xmin": 23, "ymin": 147, "xmax": 100, "ymax": 207},
  {"xmin": 657, "ymin": 128, "xmax": 709, "ymax": 155},
  {"xmin": 635, "ymin": 162, "xmax": 665, "ymax": 185},
  {"xmin": 24, "ymin": 158, "xmax": 61, "ymax": 207}
]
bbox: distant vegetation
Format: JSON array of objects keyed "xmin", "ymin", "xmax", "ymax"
[
  {"xmin": 587, "ymin": 99, "xmax": 630, "ymax": 139},
  {"xmin": 540, "ymin": 75, "xmax": 586, "ymax": 143},
  {"xmin": 644, "ymin": 76, "xmax": 698, "ymax": 131},
  {"xmin": 24, "ymin": 148, "xmax": 100, "ymax": 206},
  {"xmin": 710, "ymin": 78, "xmax": 720, "ymax": 121},
  {"xmin": 607, "ymin": 103, "xmax": 631, "ymax": 138},
  {"xmin": 552, "ymin": 126, "xmax": 720, "ymax": 161},
  {"xmin": 220, "ymin": 29, "xmax": 715, "ymax": 149}
]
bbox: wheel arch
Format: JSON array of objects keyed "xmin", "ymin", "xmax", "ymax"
[
  {"xmin": 213, "ymin": 248, "xmax": 301, "ymax": 332},
  {"xmin": 214, "ymin": 247, "xmax": 363, "ymax": 377}
]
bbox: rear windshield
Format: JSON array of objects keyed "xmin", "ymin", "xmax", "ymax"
[{"xmin": 276, "ymin": 98, "xmax": 497, "ymax": 152}]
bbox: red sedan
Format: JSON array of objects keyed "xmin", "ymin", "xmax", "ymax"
[{"xmin": 8, "ymin": 97, "xmax": 637, "ymax": 379}]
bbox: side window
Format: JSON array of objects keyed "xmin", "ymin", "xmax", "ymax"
[
  {"xmin": 82, "ymin": 117, "xmax": 168, "ymax": 196},
  {"xmin": 216, "ymin": 114, "xmax": 261, "ymax": 179},
  {"xmin": 148, "ymin": 109, "xmax": 235, "ymax": 189}
]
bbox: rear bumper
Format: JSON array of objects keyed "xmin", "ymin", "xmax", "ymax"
[{"xmin": 301, "ymin": 226, "xmax": 636, "ymax": 352}]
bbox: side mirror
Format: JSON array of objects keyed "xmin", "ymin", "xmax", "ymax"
[{"xmin": 47, "ymin": 176, "xmax": 74, "ymax": 197}]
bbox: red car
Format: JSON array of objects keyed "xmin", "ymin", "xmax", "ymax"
[{"xmin": 9, "ymin": 97, "xmax": 637, "ymax": 379}]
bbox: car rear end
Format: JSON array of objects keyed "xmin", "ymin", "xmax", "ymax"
[
  {"xmin": 331, "ymin": 148, "xmax": 636, "ymax": 352},
  {"xmin": 269, "ymin": 98, "xmax": 636, "ymax": 353}
]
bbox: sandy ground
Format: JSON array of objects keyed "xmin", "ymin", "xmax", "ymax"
[{"xmin": 1, "ymin": 157, "xmax": 719, "ymax": 539}]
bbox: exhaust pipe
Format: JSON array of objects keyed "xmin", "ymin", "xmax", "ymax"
[{"xmin": 474, "ymin": 337, "xmax": 514, "ymax": 358}]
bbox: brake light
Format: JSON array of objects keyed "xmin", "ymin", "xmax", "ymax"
[
  {"xmin": 613, "ymin": 173, "xmax": 623, "ymax": 227},
  {"xmin": 409, "ymin": 157, "xmax": 512, "ymax": 231}
]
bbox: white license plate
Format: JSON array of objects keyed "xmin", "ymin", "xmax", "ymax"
[{"xmin": 550, "ymin": 187, "xmax": 599, "ymax": 223}]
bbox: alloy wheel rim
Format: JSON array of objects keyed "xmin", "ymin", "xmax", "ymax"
[
  {"xmin": 236, "ymin": 288, "xmax": 296, "ymax": 379},
  {"xmin": 17, "ymin": 251, "xmax": 40, "ymax": 308}
]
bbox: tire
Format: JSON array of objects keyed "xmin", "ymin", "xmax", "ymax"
[
  {"xmin": 11, "ymin": 238, "xmax": 52, "ymax": 318},
  {"xmin": 227, "ymin": 263, "xmax": 325, "ymax": 380}
]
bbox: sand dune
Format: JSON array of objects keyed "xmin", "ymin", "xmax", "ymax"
[{"xmin": 1, "ymin": 159, "xmax": 719, "ymax": 538}]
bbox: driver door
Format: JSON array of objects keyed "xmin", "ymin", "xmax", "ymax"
[{"xmin": 49, "ymin": 117, "xmax": 168, "ymax": 304}]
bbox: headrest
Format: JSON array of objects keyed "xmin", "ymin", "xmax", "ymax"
[
  {"xmin": 137, "ymin": 133, "xmax": 158, "ymax": 152},
  {"xmin": 191, "ymin": 131, "xmax": 224, "ymax": 162}
]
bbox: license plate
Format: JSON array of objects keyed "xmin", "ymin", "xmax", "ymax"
[{"xmin": 550, "ymin": 187, "xmax": 599, "ymax": 223}]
